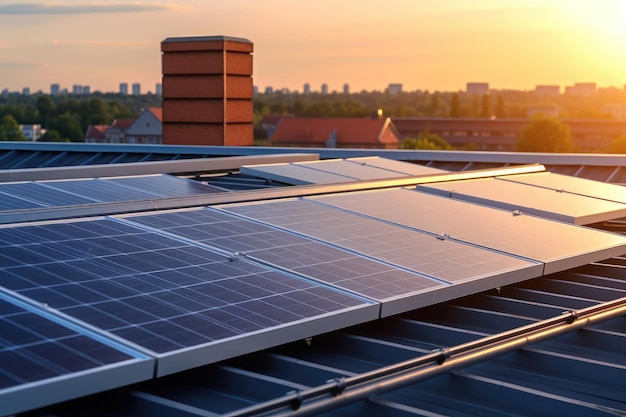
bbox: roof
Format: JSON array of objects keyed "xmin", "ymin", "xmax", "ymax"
[
  {"xmin": 271, "ymin": 117, "xmax": 400, "ymax": 147},
  {"xmin": 0, "ymin": 149, "xmax": 625, "ymax": 416},
  {"xmin": 111, "ymin": 118, "xmax": 136, "ymax": 130},
  {"xmin": 146, "ymin": 107, "xmax": 163, "ymax": 122},
  {"xmin": 84, "ymin": 125, "xmax": 108, "ymax": 139}
]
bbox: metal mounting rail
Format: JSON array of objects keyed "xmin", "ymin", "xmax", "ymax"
[{"xmin": 223, "ymin": 295, "xmax": 626, "ymax": 417}]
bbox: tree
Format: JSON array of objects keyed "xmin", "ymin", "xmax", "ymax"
[
  {"xmin": 607, "ymin": 133, "xmax": 626, "ymax": 153},
  {"xmin": 495, "ymin": 94, "xmax": 506, "ymax": 118},
  {"xmin": 449, "ymin": 93, "xmax": 461, "ymax": 117},
  {"xmin": 38, "ymin": 129, "xmax": 67, "ymax": 142},
  {"xmin": 480, "ymin": 94, "xmax": 491, "ymax": 118},
  {"xmin": 402, "ymin": 130, "xmax": 453, "ymax": 150},
  {"xmin": 516, "ymin": 115, "xmax": 573, "ymax": 152},
  {"xmin": 52, "ymin": 113, "xmax": 85, "ymax": 142},
  {"xmin": 36, "ymin": 95, "xmax": 55, "ymax": 128},
  {"xmin": 0, "ymin": 114, "xmax": 27, "ymax": 141}
]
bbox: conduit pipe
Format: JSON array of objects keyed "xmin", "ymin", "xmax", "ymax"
[{"xmin": 224, "ymin": 296, "xmax": 626, "ymax": 417}]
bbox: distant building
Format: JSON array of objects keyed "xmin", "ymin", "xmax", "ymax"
[
  {"xmin": 22, "ymin": 87, "xmax": 30, "ymax": 96},
  {"xmin": 303, "ymin": 83, "xmax": 311, "ymax": 95},
  {"xmin": 466, "ymin": 82, "xmax": 489, "ymax": 95},
  {"xmin": 321, "ymin": 83, "xmax": 328, "ymax": 94},
  {"xmin": 387, "ymin": 83, "xmax": 402, "ymax": 95},
  {"xmin": 19, "ymin": 124, "xmax": 44, "ymax": 141},
  {"xmin": 269, "ymin": 117, "xmax": 401, "ymax": 149},
  {"xmin": 253, "ymin": 86, "xmax": 259, "ymax": 96},
  {"xmin": 50, "ymin": 84, "xmax": 60, "ymax": 96},
  {"xmin": 119, "ymin": 83, "xmax": 128, "ymax": 95},
  {"xmin": 85, "ymin": 108, "xmax": 163, "ymax": 144},
  {"xmin": 125, "ymin": 108, "xmax": 163, "ymax": 144},
  {"xmin": 1, "ymin": 88, "xmax": 7, "ymax": 96},
  {"xmin": 155, "ymin": 83, "xmax": 162, "ymax": 96},
  {"xmin": 132, "ymin": 83, "xmax": 141, "ymax": 95},
  {"xmin": 343, "ymin": 83, "xmax": 350, "ymax": 94},
  {"xmin": 264, "ymin": 86, "xmax": 274, "ymax": 94},
  {"xmin": 534, "ymin": 85, "xmax": 560, "ymax": 96},
  {"xmin": 565, "ymin": 82, "xmax": 596, "ymax": 96},
  {"xmin": 71, "ymin": 85, "xmax": 90, "ymax": 95}
]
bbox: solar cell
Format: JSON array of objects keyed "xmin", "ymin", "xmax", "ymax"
[
  {"xmin": 42, "ymin": 178, "xmax": 164, "ymax": 202},
  {"xmin": 303, "ymin": 188, "xmax": 626, "ymax": 274},
  {"xmin": 0, "ymin": 190, "xmax": 48, "ymax": 211},
  {"xmin": 0, "ymin": 297, "xmax": 151, "ymax": 416},
  {"xmin": 415, "ymin": 177, "xmax": 626, "ymax": 225},
  {"xmin": 124, "ymin": 208, "xmax": 447, "ymax": 316},
  {"xmin": 0, "ymin": 218, "xmax": 375, "ymax": 376},
  {"xmin": 497, "ymin": 172, "xmax": 626, "ymax": 205}
]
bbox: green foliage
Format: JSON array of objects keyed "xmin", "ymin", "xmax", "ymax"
[
  {"xmin": 480, "ymin": 94, "xmax": 491, "ymax": 118},
  {"xmin": 516, "ymin": 115, "xmax": 573, "ymax": 152},
  {"xmin": 607, "ymin": 133, "xmax": 626, "ymax": 153},
  {"xmin": 449, "ymin": 93, "xmax": 461, "ymax": 117},
  {"xmin": 38, "ymin": 130, "xmax": 67, "ymax": 142},
  {"xmin": 495, "ymin": 94, "xmax": 506, "ymax": 118},
  {"xmin": 402, "ymin": 131, "xmax": 453, "ymax": 150},
  {"xmin": 0, "ymin": 114, "xmax": 27, "ymax": 141},
  {"xmin": 0, "ymin": 93, "xmax": 160, "ymax": 142}
]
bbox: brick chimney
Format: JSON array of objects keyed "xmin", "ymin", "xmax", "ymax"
[{"xmin": 161, "ymin": 36, "xmax": 253, "ymax": 146}]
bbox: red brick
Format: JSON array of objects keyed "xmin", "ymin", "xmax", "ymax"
[
  {"xmin": 162, "ymin": 75, "xmax": 252, "ymax": 99},
  {"xmin": 163, "ymin": 123, "xmax": 252, "ymax": 146},
  {"xmin": 163, "ymin": 100, "xmax": 252, "ymax": 123},
  {"xmin": 162, "ymin": 51, "xmax": 253, "ymax": 76}
]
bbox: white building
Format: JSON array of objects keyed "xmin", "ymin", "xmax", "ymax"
[
  {"xmin": 50, "ymin": 84, "xmax": 60, "ymax": 96},
  {"xmin": 132, "ymin": 83, "xmax": 141, "ymax": 96},
  {"xmin": 19, "ymin": 124, "xmax": 45, "ymax": 141},
  {"xmin": 120, "ymin": 83, "xmax": 128, "ymax": 95},
  {"xmin": 535, "ymin": 85, "xmax": 560, "ymax": 96}
]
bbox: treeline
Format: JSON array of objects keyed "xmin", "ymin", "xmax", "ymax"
[
  {"xmin": 254, "ymin": 88, "xmax": 626, "ymax": 121},
  {"xmin": 0, "ymin": 93, "xmax": 161, "ymax": 141}
]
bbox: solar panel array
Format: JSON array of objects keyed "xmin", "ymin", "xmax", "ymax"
[
  {"xmin": 241, "ymin": 156, "xmax": 446, "ymax": 185},
  {"xmin": 3, "ymin": 160, "xmax": 626, "ymax": 415},
  {"xmin": 0, "ymin": 174, "xmax": 225, "ymax": 212}
]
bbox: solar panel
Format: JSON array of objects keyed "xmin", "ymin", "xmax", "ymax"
[
  {"xmin": 241, "ymin": 162, "xmax": 353, "ymax": 185},
  {"xmin": 241, "ymin": 157, "xmax": 447, "ymax": 185},
  {"xmin": 497, "ymin": 172, "xmax": 626, "ymax": 205},
  {"xmin": 215, "ymin": 201, "xmax": 540, "ymax": 314},
  {"xmin": 415, "ymin": 177, "xmax": 626, "ymax": 225},
  {"xmin": 103, "ymin": 174, "xmax": 226, "ymax": 197},
  {"xmin": 344, "ymin": 156, "xmax": 448, "ymax": 176},
  {"xmin": 304, "ymin": 188, "xmax": 626, "ymax": 274},
  {"xmin": 0, "ymin": 190, "xmax": 48, "ymax": 211},
  {"xmin": 0, "ymin": 296, "xmax": 152, "ymax": 416},
  {"xmin": 0, "ymin": 182, "xmax": 97, "ymax": 207},
  {"xmin": 0, "ymin": 218, "xmax": 375, "ymax": 377},
  {"xmin": 41, "ymin": 178, "xmax": 167, "ymax": 202},
  {"xmin": 295, "ymin": 159, "xmax": 411, "ymax": 180},
  {"xmin": 124, "ymin": 208, "xmax": 448, "ymax": 316}
]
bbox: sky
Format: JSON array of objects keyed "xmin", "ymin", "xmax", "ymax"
[{"xmin": 0, "ymin": 0, "xmax": 625, "ymax": 94}]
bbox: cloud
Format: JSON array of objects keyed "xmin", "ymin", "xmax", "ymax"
[{"xmin": 0, "ymin": 2, "xmax": 193, "ymax": 15}]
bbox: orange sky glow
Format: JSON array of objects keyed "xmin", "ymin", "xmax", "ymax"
[{"xmin": 0, "ymin": 0, "xmax": 624, "ymax": 94}]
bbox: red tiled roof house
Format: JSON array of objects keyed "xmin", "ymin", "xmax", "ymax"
[{"xmin": 269, "ymin": 117, "xmax": 400, "ymax": 149}]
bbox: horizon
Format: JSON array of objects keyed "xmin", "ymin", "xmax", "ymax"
[{"xmin": 0, "ymin": 0, "xmax": 625, "ymax": 93}]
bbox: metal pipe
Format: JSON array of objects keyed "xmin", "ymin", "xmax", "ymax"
[{"xmin": 223, "ymin": 296, "xmax": 626, "ymax": 417}]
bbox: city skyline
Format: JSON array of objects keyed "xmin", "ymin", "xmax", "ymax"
[{"xmin": 0, "ymin": 0, "xmax": 625, "ymax": 94}]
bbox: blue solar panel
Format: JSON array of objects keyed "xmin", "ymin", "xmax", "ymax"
[
  {"xmin": 0, "ymin": 182, "xmax": 96, "ymax": 207},
  {"xmin": 0, "ymin": 218, "xmax": 374, "ymax": 373},
  {"xmin": 125, "ymin": 208, "xmax": 444, "ymax": 305},
  {"xmin": 42, "ymin": 178, "xmax": 163, "ymax": 202},
  {"xmin": 106, "ymin": 174, "xmax": 225, "ymax": 197},
  {"xmin": 219, "ymin": 201, "xmax": 539, "ymax": 284}
]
